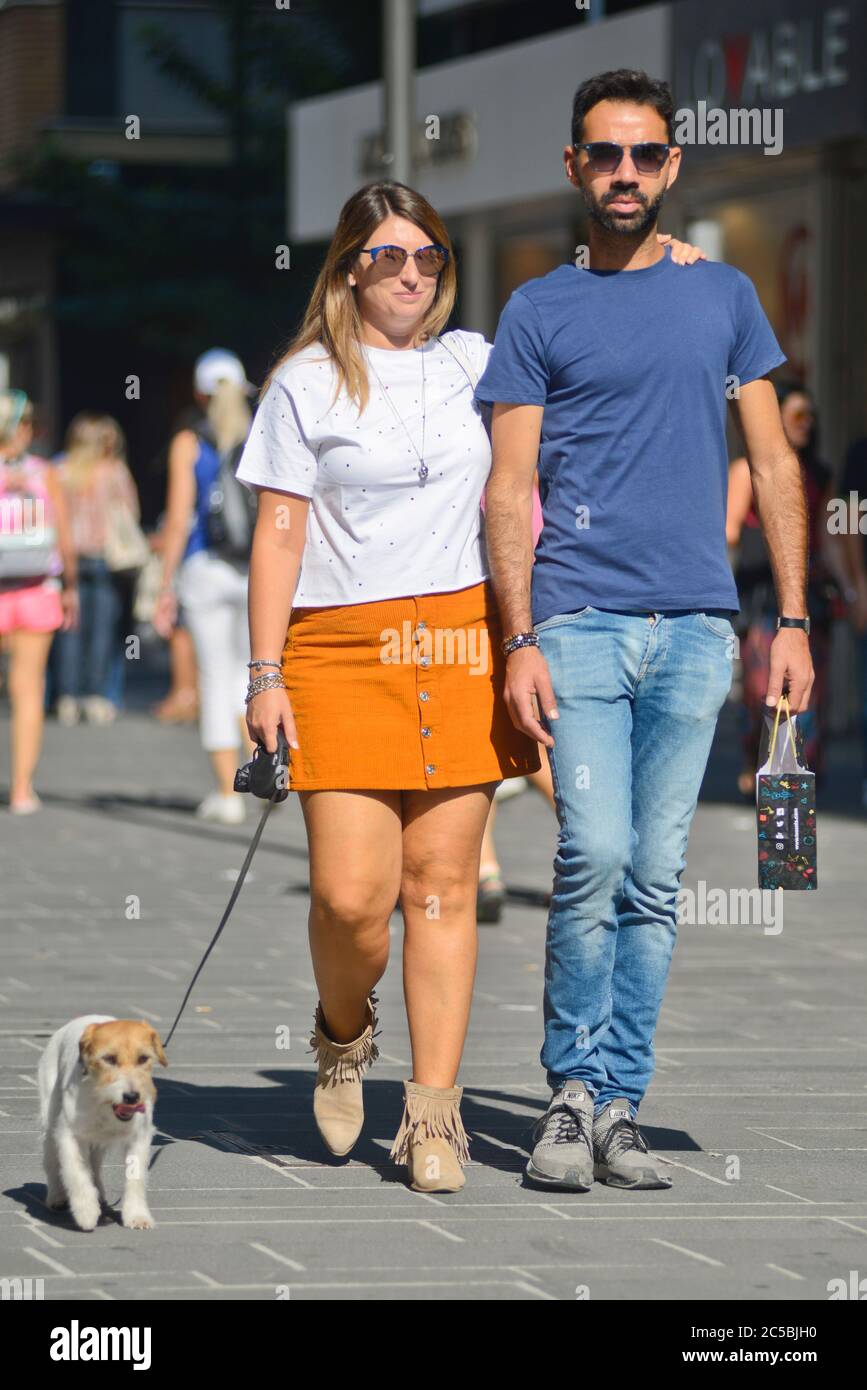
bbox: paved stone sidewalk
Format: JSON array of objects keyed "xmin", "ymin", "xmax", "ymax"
[{"xmin": 0, "ymin": 710, "xmax": 865, "ymax": 1302}]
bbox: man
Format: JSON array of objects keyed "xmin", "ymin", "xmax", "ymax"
[{"xmin": 475, "ymin": 69, "xmax": 813, "ymax": 1192}]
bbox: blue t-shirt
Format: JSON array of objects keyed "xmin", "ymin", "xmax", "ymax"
[{"xmin": 474, "ymin": 250, "xmax": 786, "ymax": 624}]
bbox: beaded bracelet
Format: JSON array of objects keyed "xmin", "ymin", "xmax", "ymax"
[{"xmin": 502, "ymin": 631, "xmax": 540, "ymax": 656}]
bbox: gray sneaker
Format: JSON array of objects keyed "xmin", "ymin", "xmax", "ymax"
[
  {"xmin": 524, "ymin": 1083, "xmax": 595, "ymax": 1190},
  {"xmin": 593, "ymin": 1099, "xmax": 673, "ymax": 1189}
]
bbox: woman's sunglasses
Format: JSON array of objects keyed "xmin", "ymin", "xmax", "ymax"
[
  {"xmin": 575, "ymin": 142, "xmax": 671, "ymax": 175},
  {"xmin": 358, "ymin": 243, "xmax": 449, "ymax": 276}
]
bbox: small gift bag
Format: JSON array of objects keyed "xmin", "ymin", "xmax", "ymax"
[{"xmin": 756, "ymin": 695, "xmax": 817, "ymax": 890}]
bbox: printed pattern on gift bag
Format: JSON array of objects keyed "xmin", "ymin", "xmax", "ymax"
[
  {"xmin": 757, "ymin": 773, "xmax": 817, "ymax": 890},
  {"xmin": 756, "ymin": 694, "xmax": 817, "ymax": 892}
]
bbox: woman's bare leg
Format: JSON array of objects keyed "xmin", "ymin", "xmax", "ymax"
[
  {"xmin": 400, "ymin": 784, "xmax": 496, "ymax": 1087},
  {"xmin": 479, "ymin": 798, "xmax": 499, "ymax": 878},
  {"xmin": 7, "ymin": 630, "xmax": 53, "ymax": 803},
  {"xmin": 479, "ymin": 758, "xmax": 554, "ymax": 882},
  {"xmin": 527, "ymin": 754, "xmax": 556, "ymax": 808},
  {"xmin": 301, "ymin": 789, "xmax": 402, "ymax": 1042},
  {"xmin": 152, "ymin": 626, "xmax": 198, "ymax": 720}
]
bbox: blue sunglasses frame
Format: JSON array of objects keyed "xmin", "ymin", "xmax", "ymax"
[{"xmin": 358, "ymin": 243, "xmax": 449, "ymax": 272}]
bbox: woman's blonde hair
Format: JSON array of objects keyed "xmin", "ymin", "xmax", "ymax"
[
  {"xmin": 261, "ymin": 181, "xmax": 457, "ymax": 412},
  {"xmin": 62, "ymin": 412, "xmax": 127, "ymax": 490},
  {"xmin": 205, "ymin": 378, "xmax": 252, "ymax": 454}
]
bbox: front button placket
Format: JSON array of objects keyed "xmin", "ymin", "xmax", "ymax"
[{"xmin": 414, "ymin": 603, "xmax": 438, "ymax": 787}]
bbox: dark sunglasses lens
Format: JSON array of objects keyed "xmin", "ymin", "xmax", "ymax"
[
  {"xmin": 632, "ymin": 143, "xmax": 669, "ymax": 173},
  {"xmin": 377, "ymin": 246, "xmax": 406, "ymax": 269},
  {"xmin": 585, "ymin": 143, "xmax": 622, "ymax": 172},
  {"xmin": 416, "ymin": 247, "xmax": 446, "ymax": 275}
]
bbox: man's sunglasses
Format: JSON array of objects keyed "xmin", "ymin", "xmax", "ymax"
[
  {"xmin": 358, "ymin": 243, "xmax": 449, "ymax": 276},
  {"xmin": 574, "ymin": 142, "xmax": 671, "ymax": 175}
]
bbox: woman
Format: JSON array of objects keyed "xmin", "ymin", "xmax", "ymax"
[
  {"xmin": 727, "ymin": 381, "xmax": 840, "ymax": 791},
  {"xmin": 53, "ymin": 413, "xmax": 141, "ymax": 725},
  {"xmin": 151, "ymin": 350, "xmax": 256, "ymax": 824},
  {"xmin": 0, "ymin": 391, "xmax": 78, "ymax": 812},
  {"xmin": 236, "ymin": 181, "xmax": 706, "ymax": 1192}
]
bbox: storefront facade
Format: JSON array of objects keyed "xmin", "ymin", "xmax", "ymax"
[
  {"xmin": 289, "ymin": 2, "xmax": 672, "ymax": 339},
  {"xmin": 671, "ymin": 0, "xmax": 867, "ymax": 472},
  {"xmin": 289, "ymin": 0, "xmax": 867, "ymax": 470}
]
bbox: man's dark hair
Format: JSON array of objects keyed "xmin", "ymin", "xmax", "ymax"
[{"xmin": 571, "ymin": 69, "xmax": 674, "ymax": 146}]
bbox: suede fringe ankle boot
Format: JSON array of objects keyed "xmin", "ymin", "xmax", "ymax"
[
  {"xmin": 309, "ymin": 994, "xmax": 379, "ymax": 1156},
  {"xmin": 389, "ymin": 1079, "xmax": 469, "ymax": 1192}
]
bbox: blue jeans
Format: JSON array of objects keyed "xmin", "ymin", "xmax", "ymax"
[
  {"xmin": 53, "ymin": 555, "xmax": 122, "ymax": 700},
  {"xmin": 536, "ymin": 607, "xmax": 735, "ymax": 1116}
]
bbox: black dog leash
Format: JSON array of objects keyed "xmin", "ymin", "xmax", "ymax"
[{"xmin": 162, "ymin": 730, "xmax": 290, "ymax": 1050}]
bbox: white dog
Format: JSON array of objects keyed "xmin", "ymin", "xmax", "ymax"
[{"xmin": 38, "ymin": 1015, "xmax": 167, "ymax": 1231}]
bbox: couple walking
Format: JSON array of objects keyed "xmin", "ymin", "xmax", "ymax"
[{"xmin": 236, "ymin": 69, "xmax": 813, "ymax": 1194}]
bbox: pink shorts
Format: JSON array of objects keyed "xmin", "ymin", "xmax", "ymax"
[{"xmin": 0, "ymin": 581, "xmax": 64, "ymax": 634}]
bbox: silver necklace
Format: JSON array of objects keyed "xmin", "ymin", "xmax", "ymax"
[{"xmin": 366, "ymin": 343, "xmax": 428, "ymax": 485}]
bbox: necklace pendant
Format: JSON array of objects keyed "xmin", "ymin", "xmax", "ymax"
[{"xmin": 418, "ymin": 462, "xmax": 429, "ymax": 484}]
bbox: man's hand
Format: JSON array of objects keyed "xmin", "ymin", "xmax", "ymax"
[
  {"xmin": 152, "ymin": 588, "xmax": 178, "ymax": 640},
  {"xmin": 848, "ymin": 579, "xmax": 867, "ymax": 636},
  {"xmin": 766, "ymin": 628, "xmax": 814, "ymax": 713},
  {"xmin": 60, "ymin": 586, "xmax": 80, "ymax": 633},
  {"xmin": 657, "ymin": 232, "xmax": 708, "ymax": 266},
  {"xmin": 504, "ymin": 645, "xmax": 559, "ymax": 747}
]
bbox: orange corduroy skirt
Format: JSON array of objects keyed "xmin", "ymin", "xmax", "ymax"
[{"xmin": 281, "ymin": 579, "xmax": 541, "ymax": 791}]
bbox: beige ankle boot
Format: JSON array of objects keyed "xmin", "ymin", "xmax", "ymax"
[
  {"xmin": 389, "ymin": 1080, "xmax": 469, "ymax": 1192},
  {"xmin": 309, "ymin": 995, "xmax": 379, "ymax": 1156}
]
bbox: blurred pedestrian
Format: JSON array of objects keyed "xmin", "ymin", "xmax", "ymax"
[
  {"xmin": 840, "ymin": 427, "xmax": 867, "ymax": 808},
  {"xmin": 0, "ymin": 391, "xmax": 78, "ymax": 812},
  {"xmin": 149, "ymin": 523, "xmax": 199, "ymax": 725},
  {"xmin": 727, "ymin": 382, "xmax": 840, "ymax": 791},
  {"xmin": 53, "ymin": 413, "xmax": 143, "ymax": 725},
  {"xmin": 151, "ymin": 350, "xmax": 256, "ymax": 823}
]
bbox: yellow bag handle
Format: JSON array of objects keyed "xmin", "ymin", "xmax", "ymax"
[{"xmin": 767, "ymin": 693, "xmax": 799, "ymax": 770}]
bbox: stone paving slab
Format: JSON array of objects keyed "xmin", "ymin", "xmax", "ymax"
[{"xmin": 0, "ymin": 709, "xmax": 865, "ymax": 1302}]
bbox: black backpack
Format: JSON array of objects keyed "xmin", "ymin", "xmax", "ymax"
[{"xmin": 199, "ymin": 426, "xmax": 258, "ymax": 563}]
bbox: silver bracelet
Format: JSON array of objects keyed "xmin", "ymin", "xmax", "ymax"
[
  {"xmin": 245, "ymin": 672, "xmax": 287, "ymax": 704},
  {"xmin": 247, "ymin": 658, "xmax": 283, "ymax": 671}
]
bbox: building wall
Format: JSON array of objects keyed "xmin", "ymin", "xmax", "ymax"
[
  {"xmin": 0, "ymin": 1, "xmax": 65, "ymax": 189},
  {"xmin": 289, "ymin": 2, "xmax": 672, "ymax": 242}
]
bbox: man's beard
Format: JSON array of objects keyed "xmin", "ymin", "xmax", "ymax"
[{"xmin": 582, "ymin": 184, "xmax": 666, "ymax": 237}]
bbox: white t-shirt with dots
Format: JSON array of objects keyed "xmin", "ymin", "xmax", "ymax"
[{"xmin": 234, "ymin": 330, "xmax": 493, "ymax": 606}]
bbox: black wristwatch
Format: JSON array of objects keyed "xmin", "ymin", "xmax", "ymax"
[{"xmin": 777, "ymin": 615, "xmax": 811, "ymax": 635}]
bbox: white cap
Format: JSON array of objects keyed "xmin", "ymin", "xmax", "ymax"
[{"xmin": 194, "ymin": 348, "xmax": 255, "ymax": 397}]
